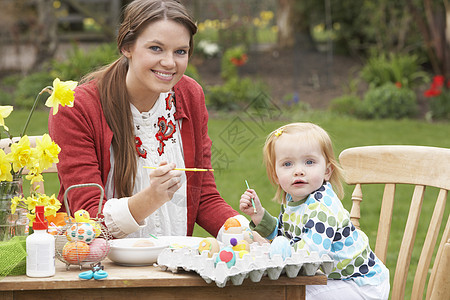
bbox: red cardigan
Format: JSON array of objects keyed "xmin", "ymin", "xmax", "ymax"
[{"xmin": 48, "ymin": 75, "xmax": 238, "ymax": 237}]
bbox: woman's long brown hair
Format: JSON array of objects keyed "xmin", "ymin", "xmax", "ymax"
[{"xmin": 81, "ymin": 0, "xmax": 197, "ymax": 197}]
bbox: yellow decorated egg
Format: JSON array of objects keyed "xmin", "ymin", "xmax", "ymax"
[{"xmin": 198, "ymin": 237, "xmax": 220, "ymax": 258}]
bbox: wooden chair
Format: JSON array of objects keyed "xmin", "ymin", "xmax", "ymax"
[
  {"xmin": 339, "ymin": 145, "xmax": 449, "ymax": 300},
  {"xmin": 0, "ymin": 135, "xmax": 58, "ymax": 194}
]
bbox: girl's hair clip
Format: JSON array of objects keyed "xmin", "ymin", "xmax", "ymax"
[{"xmin": 274, "ymin": 129, "xmax": 283, "ymax": 137}]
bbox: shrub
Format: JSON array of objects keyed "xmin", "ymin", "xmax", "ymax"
[
  {"xmin": 328, "ymin": 94, "xmax": 361, "ymax": 116},
  {"xmin": 185, "ymin": 64, "xmax": 201, "ymax": 83},
  {"xmin": 13, "ymin": 72, "xmax": 54, "ymax": 109},
  {"xmin": 205, "ymin": 77, "xmax": 268, "ymax": 111},
  {"xmin": 51, "ymin": 43, "xmax": 119, "ymax": 81},
  {"xmin": 361, "ymin": 52, "xmax": 429, "ymax": 88},
  {"xmin": 221, "ymin": 46, "xmax": 248, "ymax": 81},
  {"xmin": 360, "ymin": 83, "xmax": 418, "ymax": 119}
]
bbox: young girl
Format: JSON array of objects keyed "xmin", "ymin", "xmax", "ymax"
[{"xmin": 240, "ymin": 122, "xmax": 390, "ymax": 300}]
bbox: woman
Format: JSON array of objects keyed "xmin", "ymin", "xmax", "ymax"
[{"xmin": 49, "ymin": 0, "xmax": 248, "ymax": 240}]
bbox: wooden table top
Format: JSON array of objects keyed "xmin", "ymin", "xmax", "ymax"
[{"xmin": 0, "ymin": 258, "xmax": 327, "ymax": 291}]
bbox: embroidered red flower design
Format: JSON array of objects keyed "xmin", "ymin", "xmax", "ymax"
[
  {"xmin": 155, "ymin": 116, "xmax": 176, "ymax": 156},
  {"xmin": 135, "ymin": 136, "xmax": 147, "ymax": 159},
  {"xmin": 165, "ymin": 93, "xmax": 176, "ymax": 110}
]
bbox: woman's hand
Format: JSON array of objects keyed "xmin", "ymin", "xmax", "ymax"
[
  {"xmin": 239, "ymin": 189, "xmax": 264, "ymax": 226},
  {"xmin": 148, "ymin": 161, "xmax": 182, "ymax": 205},
  {"xmin": 128, "ymin": 161, "xmax": 182, "ymax": 223}
]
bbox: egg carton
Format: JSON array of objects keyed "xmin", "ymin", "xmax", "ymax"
[{"xmin": 156, "ymin": 243, "xmax": 334, "ymax": 288}]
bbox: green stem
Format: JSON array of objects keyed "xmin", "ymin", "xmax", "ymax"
[{"xmin": 21, "ymin": 86, "xmax": 52, "ymax": 137}]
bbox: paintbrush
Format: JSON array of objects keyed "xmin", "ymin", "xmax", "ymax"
[{"xmin": 245, "ymin": 180, "xmax": 257, "ymax": 214}]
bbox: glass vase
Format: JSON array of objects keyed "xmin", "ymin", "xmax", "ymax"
[{"xmin": 0, "ymin": 178, "xmax": 28, "ymax": 241}]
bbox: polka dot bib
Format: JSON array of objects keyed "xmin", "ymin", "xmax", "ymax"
[{"xmin": 278, "ymin": 182, "xmax": 389, "ymax": 286}]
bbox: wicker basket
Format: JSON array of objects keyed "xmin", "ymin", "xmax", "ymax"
[{"xmin": 54, "ymin": 183, "xmax": 112, "ymax": 270}]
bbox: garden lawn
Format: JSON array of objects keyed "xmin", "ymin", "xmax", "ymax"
[{"xmin": 6, "ymin": 108, "xmax": 450, "ymax": 299}]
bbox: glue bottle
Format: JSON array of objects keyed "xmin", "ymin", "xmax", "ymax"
[{"xmin": 26, "ymin": 205, "xmax": 55, "ymax": 277}]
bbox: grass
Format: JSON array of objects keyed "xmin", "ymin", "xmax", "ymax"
[{"xmin": 5, "ymin": 107, "xmax": 450, "ymax": 299}]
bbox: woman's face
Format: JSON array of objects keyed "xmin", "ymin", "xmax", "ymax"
[{"xmin": 122, "ymin": 19, "xmax": 190, "ymax": 110}]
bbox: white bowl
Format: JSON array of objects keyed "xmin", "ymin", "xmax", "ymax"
[{"xmin": 108, "ymin": 238, "xmax": 169, "ymax": 266}]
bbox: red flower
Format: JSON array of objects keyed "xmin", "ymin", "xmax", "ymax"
[
  {"xmin": 395, "ymin": 82, "xmax": 402, "ymax": 88},
  {"xmin": 424, "ymin": 75, "xmax": 447, "ymax": 98},
  {"xmin": 230, "ymin": 53, "xmax": 248, "ymax": 66}
]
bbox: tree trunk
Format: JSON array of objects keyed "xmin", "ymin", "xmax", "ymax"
[
  {"xmin": 277, "ymin": 0, "xmax": 295, "ymax": 48},
  {"xmin": 277, "ymin": 0, "xmax": 315, "ymax": 50},
  {"xmin": 32, "ymin": 0, "xmax": 58, "ymax": 71}
]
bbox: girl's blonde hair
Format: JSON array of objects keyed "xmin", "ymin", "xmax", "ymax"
[{"xmin": 263, "ymin": 122, "xmax": 344, "ymax": 203}]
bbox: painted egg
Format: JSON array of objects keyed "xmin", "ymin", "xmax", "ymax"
[
  {"xmin": 215, "ymin": 246, "xmax": 236, "ymax": 268},
  {"xmin": 62, "ymin": 241, "xmax": 90, "ymax": 264},
  {"xmin": 269, "ymin": 236, "xmax": 292, "ymax": 260},
  {"xmin": 223, "ymin": 217, "xmax": 242, "ymax": 234},
  {"xmin": 230, "ymin": 238, "xmax": 250, "ymax": 252},
  {"xmin": 66, "ymin": 222, "xmax": 96, "ymax": 244},
  {"xmin": 198, "ymin": 237, "xmax": 220, "ymax": 258},
  {"xmin": 90, "ymin": 221, "xmax": 102, "ymax": 238},
  {"xmin": 237, "ymin": 250, "xmax": 249, "ymax": 259},
  {"xmin": 86, "ymin": 238, "xmax": 110, "ymax": 262},
  {"xmin": 242, "ymin": 227, "xmax": 254, "ymax": 244}
]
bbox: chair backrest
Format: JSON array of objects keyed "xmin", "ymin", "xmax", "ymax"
[
  {"xmin": 339, "ymin": 145, "xmax": 449, "ymax": 300},
  {"xmin": 0, "ymin": 135, "xmax": 58, "ymax": 194}
]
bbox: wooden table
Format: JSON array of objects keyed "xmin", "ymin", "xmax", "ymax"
[{"xmin": 0, "ymin": 259, "xmax": 327, "ymax": 300}]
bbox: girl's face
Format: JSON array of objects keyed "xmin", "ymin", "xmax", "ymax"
[
  {"xmin": 122, "ymin": 19, "xmax": 190, "ymax": 111},
  {"xmin": 274, "ymin": 133, "xmax": 332, "ymax": 202}
]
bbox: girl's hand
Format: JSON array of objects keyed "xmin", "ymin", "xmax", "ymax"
[{"xmin": 239, "ymin": 189, "xmax": 264, "ymax": 225}]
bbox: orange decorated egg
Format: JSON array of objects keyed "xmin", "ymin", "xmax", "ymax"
[
  {"xmin": 223, "ymin": 217, "xmax": 242, "ymax": 234},
  {"xmin": 62, "ymin": 241, "xmax": 90, "ymax": 264}
]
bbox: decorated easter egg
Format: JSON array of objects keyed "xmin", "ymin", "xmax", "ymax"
[
  {"xmin": 215, "ymin": 246, "xmax": 236, "ymax": 268},
  {"xmin": 90, "ymin": 221, "xmax": 102, "ymax": 238},
  {"xmin": 223, "ymin": 217, "xmax": 242, "ymax": 234},
  {"xmin": 62, "ymin": 241, "xmax": 90, "ymax": 264},
  {"xmin": 230, "ymin": 238, "xmax": 250, "ymax": 252},
  {"xmin": 86, "ymin": 238, "xmax": 110, "ymax": 262},
  {"xmin": 242, "ymin": 227, "xmax": 254, "ymax": 244},
  {"xmin": 198, "ymin": 237, "xmax": 220, "ymax": 258},
  {"xmin": 237, "ymin": 250, "xmax": 249, "ymax": 259},
  {"xmin": 269, "ymin": 236, "xmax": 292, "ymax": 260},
  {"xmin": 66, "ymin": 222, "xmax": 96, "ymax": 244}
]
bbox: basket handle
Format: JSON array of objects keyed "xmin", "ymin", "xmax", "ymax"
[{"xmin": 63, "ymin": 183, "xmax": 105, "ymax": 219}]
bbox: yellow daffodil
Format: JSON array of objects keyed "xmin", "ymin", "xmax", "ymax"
[
  {"xmin": 0, "ymin": 149, "xmax": 13, "ymax": 182},
  {"xmin": 35, "ymin": 134, "xmax": 61, "ymax": 171},
  {"xmin": 0, "ymin": 105, "xmax": 13, "ymax": 131},
  {"xmin": 25, "ymin": 172, "xmax": 44, "ymax": 185},
  {"xmin": 10, "ymin": 196, "xmax": 22, "ymax": 214},
  {"xmin": 9, "ymin": 135, "xmax": 36, "ymax": 172},
  {"xmin": 45, "ymin": 78, "xmax": 78, "ymax": 115}
]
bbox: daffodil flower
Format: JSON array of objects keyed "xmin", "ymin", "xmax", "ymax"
[
  {"xmin": 45, "ymin": 78, "xmax": 78, "ymax": 115},
  {"xmin": 0, "ymin": 105, "xmax": 13, "ymax": 131},
  {"xmin": 35, "ymin": 134, "xmax": 61, "ymax": 171},
  {"xmin": 0, "ymin": 149, "xmax": 13, "ymax": 182},
  {"xmin": 9, "ymin": 135, "xmax": 35, "ymax": 172}
]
